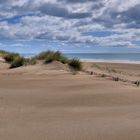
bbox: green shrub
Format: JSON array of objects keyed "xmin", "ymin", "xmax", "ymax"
[
  {"xmin": 68, "ymin": 59, "xmax": 82, "ymax": 71},
  {"xmin": 10, "ymin": 57, "xmax": 25, "ymax": 69},
  {"xmin": 3, "ymin": 53, "xmax": 20, "ymax": 63}
]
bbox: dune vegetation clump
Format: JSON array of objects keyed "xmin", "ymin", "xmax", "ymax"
[
  {"xmin": 0, "ymin": 50, "xmax": 82, "ymax": 71},
  {"xmin": 36, "ymin": 51, "xmax": 69, "ymax": 64},
  {"xmin": 44, "ymin": 52, "xmax": 69, "ymax": 64},
  {"xmin": 36, "ymin": 51, "xmax": 53, "ymax": 60},
  {"xmin": 37, "ymin": 51, "xmax": 82, "ymax": 70},
  {"xmin": 44, "ymin": 55, "xmax": 54, "ymax": 64},
  {"xmin": 68, "ymin": 58, "xmax": 82, "ymax": 71},
  {"xmin": 10, "ymin": 57, "xmax": 25, "ymax": 69},
  {"xmin": 0, "ymin": 50, "xmax": 26, "ymax": 68},
  {"xmin": 3, "ymin": 53, "xmax": 20, "ymax": 63},
  {"xmin": 2, "ymin": 52, "xmax": 26, "ymax": 68}
]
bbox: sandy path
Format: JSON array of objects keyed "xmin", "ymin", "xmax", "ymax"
[{"xmin": 0, "ymin": 72, "xmax": 140, "ymax": 140}]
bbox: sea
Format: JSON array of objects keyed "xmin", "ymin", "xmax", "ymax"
[{"xmin": 22, "ymin": 53, "xmax": 140, "ymax": 64}]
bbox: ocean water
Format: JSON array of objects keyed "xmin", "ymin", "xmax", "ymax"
[
  {"xmin": 64, "ymin": 53, "xmax": 140, "ymax": 64},
  {"xmin": 22, "ymin": 53, "xmax": 140, "ymax": 64}
]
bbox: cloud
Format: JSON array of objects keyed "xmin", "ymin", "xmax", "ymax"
[
  {"xmin": 93, "ymin": 0, "xmax": 140, "ymax": 28},
  {"xmin": 59, "ymin": 0, "xmax": 94, "ymax": 3},
  {"xmin": 0, "ymin": 0, "xmax": 140, "ymax": 49},
  {"xmin": 39, "ymin": 3, "xmax": 91, "ymax": 19},
  {"xmin": 0, "ymin": 0, "xmax": 9, "ymax": 3}
]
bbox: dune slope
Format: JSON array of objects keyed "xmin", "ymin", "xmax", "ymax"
[{"xmin": 0, "ymin": 61, "xmax": 140, "ymax": 140}]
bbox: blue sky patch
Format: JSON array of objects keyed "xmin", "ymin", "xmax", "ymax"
[{"xmin": 82, "ymin": 31, "xmax": 122, "ymax": 37}]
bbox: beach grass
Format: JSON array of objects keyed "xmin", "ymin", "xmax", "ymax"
[
  {"xmin": 0, "ymin": 50, "xmax": 82, "ymax": 71},
  {"xmin": 36, "ymin": 50, "xmax": 82, "ymax": 70},
  {"xmin": 68, "ymin": 58, "xmax": 82, "ymax": 71},
  {"xmin": 37, "ymin": 51, "xmax": 69, "ymax": 64},
  {"xmin": 3, "ymin": 53, "xmax": 20, "ymax": 63},
  {"xmin": 10, "ymin": 57, "xmax": 25, "ymax": 69}
]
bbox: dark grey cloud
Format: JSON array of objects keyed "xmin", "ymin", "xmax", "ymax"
[
  {"xmin": 120, "ymin": 4, "xmax": 140, "ymax": 28},
  {"xmin": 39, "ymin": 3, "xmax": 91, "ymax": 19},
  {"xmin": 58, "ymin": 0, "xmax": 95, "ymax": 3},
  {"xmin": 93, "ymin": 3, "xmax": 140, "ymax": 28},
  {"xmin": 0, "ymin": 0, "xmax": 9, "ymax": 3},
  {"xmin": 39, "ymin": 3, "xmax": 68, "ymax": 18},
  {"xmin": 91, "ymin": 2, "xmax": 104, "ymax": 9}
]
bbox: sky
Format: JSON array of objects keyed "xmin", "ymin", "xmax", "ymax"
[{"xmin": 0, "ymin": 0, "xmax": 140, "ymax": 53}]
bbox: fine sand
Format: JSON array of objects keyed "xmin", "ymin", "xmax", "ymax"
[{"xmin": 0, "ymin": 59, "xmax": 140, "ymax": 140}]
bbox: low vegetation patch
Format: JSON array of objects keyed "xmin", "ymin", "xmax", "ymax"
[
  {"xmin": 0, "ymin": 50, "xmax": 82, "ymax": 71},
  {"xmin": 36, "ymin": 51, "xmax": 53, "ymax": 60},
  {"xmin": 10, "ymin": 57, "xmax": 25, "ymax": 69},
  {"xmin": 37, "ymin": 51, "xmax": 69, "ymax": 64},
  {"xmin": 3, "ymin": 53, "xmax": 20, "ymax": 63},
  {"xmin": 68, "ymin": 59, "xmax": 82, "ymax": 71},
  {"xmin": 44, "ymin": 55, "xmax": 54, "ymax": 64},
  {"xmin": 36, "ymin": 51, "xmax": 82, "ymax": 70},
  {"xmin": 0, "ymin": 50, "xmax": 37, "ymax": 68},
  {"xmin": 1, "ymin": 51, "xmax": 25, "ymax": 68}
]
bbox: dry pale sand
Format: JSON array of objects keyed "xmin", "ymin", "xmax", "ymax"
[
  {"xmin": 84, "ymin": 62, "xmax": 140, "ymax": 82},
  {"xmin": 0, "ymin": 59, "xmax": 140, "ymax": 140}
]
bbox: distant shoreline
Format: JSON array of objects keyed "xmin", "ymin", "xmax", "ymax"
[{"xmin": 81, "ymin": 59, "xmax": 140, "ymax": 64}]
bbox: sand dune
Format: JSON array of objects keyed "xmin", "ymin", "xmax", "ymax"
[{"xmin": 0, "ymin": 60, "xmax": 140, "ymax": 140}]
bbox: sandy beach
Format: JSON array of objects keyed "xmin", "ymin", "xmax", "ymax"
[
  {"xmin": 0, "ymin": 59, "xmax": 140, "ymax": 140},
  {"xmin": 1, "ymin": 0, "xmax": 140, "ymax": 139}
]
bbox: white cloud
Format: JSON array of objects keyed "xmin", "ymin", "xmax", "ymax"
[{"xmin": 0, "ymin": 0, "xmax": 140, "ymax": 49}]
